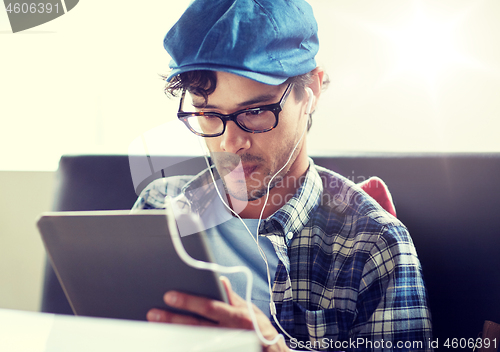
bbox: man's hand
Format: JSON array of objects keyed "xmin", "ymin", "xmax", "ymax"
[{"xmin": 146, "ymin": 276, "xmax": 289, "ymax": 352}]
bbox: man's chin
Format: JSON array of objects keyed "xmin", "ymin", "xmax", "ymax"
[
  {"xmin": 226, "ymin": 185, "xmax": 272, "ymax": 203},
  {"xmin": 222, "ymin": 180, "xmax": 265, "ymax": 202}
]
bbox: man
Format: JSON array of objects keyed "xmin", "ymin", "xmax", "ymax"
[{"xmin": 133, "ymin": 0, "xmax": 432, "ymax": 351}]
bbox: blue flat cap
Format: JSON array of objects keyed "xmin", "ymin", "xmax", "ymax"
[{"xmin": 164, "ymin": 0, "xmax": 319, "ymax": 85}]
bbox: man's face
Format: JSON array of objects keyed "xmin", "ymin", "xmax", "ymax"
[{"xmin": 189, "ymin": 72, "xmax": 311, "ymax": 202}]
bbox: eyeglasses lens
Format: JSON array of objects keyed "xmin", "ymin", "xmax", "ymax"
[{"xmin": 184, "ymin": 110, "xmax": 276, "ymax": 136}]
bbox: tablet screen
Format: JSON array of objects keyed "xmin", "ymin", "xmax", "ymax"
[{"xmin": 37, "ymin": 210, "xmax": 228, "ymax": 321}]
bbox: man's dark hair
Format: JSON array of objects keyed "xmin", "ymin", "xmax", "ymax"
[{"xmin": 161, "ymin": 69, "xmax": 329, "ymax": 131}]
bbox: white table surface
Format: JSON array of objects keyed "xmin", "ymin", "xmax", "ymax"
[{"xmin": 0, "ymin": 308, "xmax": 260, "ymax": 352}]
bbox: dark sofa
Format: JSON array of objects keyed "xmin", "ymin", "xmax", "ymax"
[{"xmin": 41, "ymin": 153, "xmax": 500, "ymax": 348}]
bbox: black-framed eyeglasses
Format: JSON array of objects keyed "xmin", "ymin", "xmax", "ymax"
[{"xmin": 177, "ymin": 83, "xmax": 294, "ymax": 137}]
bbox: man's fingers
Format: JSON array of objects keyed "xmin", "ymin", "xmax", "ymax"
[
  {"xmin": 164, "ymin": 291, "xmax": 219, "ymax": 317},
  {"xmin": 220, "ymin": 276, "xmax": 232, "ymax": 305},
  {"xmin": 146, "ymin": 308, "xmax": 217, "ymax": 327},
  {"xmin": 220, "ymin": 276, "xmax": 252, "ymax": 308},
  {"xmin": 164, "ymin": 291, "xmax": 230, "ymax": 322},
  {"xmin": 146, "ymin": 308, "xmax": 168, "ymax": 322},
  {"xmin": 220, "ymin": 276, "xmax": 239, "ymax": 306},
  {"xmin": 163, "ymin": 291, "xmax": 253, "ymax": 329}
]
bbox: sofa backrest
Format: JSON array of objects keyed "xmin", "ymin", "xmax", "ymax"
[
  {"xmin": 314, "ymin": 154, "xmax": 500, "ymax": 344},
  {"xmin": 42, "ymin": 153, "xmax": 500, "ymax": 344}
]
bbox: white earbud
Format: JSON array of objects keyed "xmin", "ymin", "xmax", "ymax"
[{"xmin": 305, "ymin": 87, "xmax": 314, "ymax": 115}]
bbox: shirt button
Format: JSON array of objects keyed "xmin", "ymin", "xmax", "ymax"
[{"xmin": 286, "ymin": 232, "xmax": 294, "ymax": 240}]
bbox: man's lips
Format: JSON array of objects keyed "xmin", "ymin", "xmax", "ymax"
[{"xmin": 224, "ymin": 163, "xmax": 258, "ymax": 180}]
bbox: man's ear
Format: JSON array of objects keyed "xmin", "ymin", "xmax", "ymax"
[
  {"xmin": 306, "ymin": 67, "xmax": 324, "ymax": 114},
  {"xmin": 305, "ymin": 87, "xmax": 314, "ymax": 114}
]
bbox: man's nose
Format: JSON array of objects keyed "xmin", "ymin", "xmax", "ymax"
[{"xmin": 219, "ymin": 120, "xmax": 251, "ymax": 154}]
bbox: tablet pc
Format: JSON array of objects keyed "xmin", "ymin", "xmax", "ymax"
[{"xmin": 37, "ymin": 208, "xmax": 228, "ymax": 321}]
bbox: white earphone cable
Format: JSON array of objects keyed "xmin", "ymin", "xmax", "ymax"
[{"xmin": 170, "ymin": 86, "xmax": 320, "ymax": 351}]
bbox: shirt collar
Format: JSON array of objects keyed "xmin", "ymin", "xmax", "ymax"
[
  {"xmin": 180, "ymin": 158, "xmax": 323, "ymax": 243},
  {"xmin": 260, "ymin": 158, "xmax": 323, "ymax": 244},
  {"xmin": 180, "ymin": 165, "xmax": 224, "ymax": 215}
]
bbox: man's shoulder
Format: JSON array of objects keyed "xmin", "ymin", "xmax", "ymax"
[
  {"xmin": 312, "ymin": 164, "xmax": 404, "ymax": 233},
  {"xmin": 132, "ymin": 175, "xmax": 194, "ymax": 210},
  {"xmin": 307, "ymin": 165, "xmax": 417, "ymax": 265}
]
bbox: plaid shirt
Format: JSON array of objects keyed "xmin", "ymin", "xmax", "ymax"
[{"xmin": 132, "ymin": 158, "xmax": 432, "ymax": 351}]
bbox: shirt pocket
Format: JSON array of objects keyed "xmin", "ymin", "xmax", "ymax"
[{"xmin": 304, "ymin": 307, "xmax": 341, "ymax": 342}]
